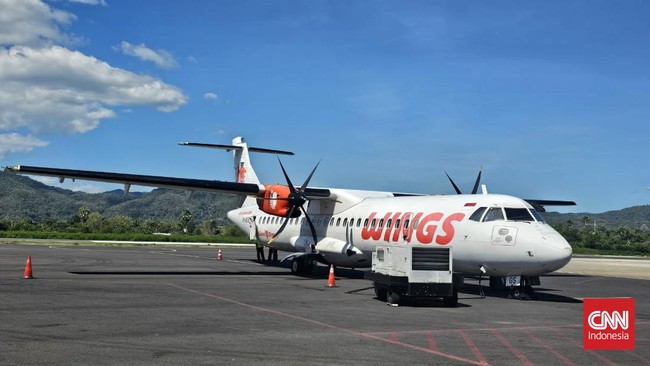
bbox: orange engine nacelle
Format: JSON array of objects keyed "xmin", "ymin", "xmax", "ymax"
[{"xmin": 257, "ymin": 184, "xmax": 300, "ymax": 217}]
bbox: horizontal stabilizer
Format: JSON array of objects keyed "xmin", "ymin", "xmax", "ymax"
[{"xmin": 178, "ymin": 142, "xmax": 294, "ymax": 155}]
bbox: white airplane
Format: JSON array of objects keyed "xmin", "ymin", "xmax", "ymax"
[{"xmin": 5, "ymin": 137, "xmax": 575, "ymax": 301}]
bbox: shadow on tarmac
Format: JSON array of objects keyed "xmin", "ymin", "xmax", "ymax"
[{"xmin": 69, "ymin": 271, "xmax": 290, "ymax": 276}]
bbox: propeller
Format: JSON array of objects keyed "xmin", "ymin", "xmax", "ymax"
[
  {"xmin": 267, "ymin": 158, "xmax": 320, "ymax": 251},
  {"xmin": 445, "ymin": 167, "xmax": 482, "ymax": 195}
]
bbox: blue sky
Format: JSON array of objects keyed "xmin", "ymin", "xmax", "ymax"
[{"xmin": 1, "ymin": 0, "xmax": 649, "ymax": 213}]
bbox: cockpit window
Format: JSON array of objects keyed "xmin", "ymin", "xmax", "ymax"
[
  {"xmin": 529, "ymin": 208, "xmax": 545, "ymax": 223},
  {"xmin": 483, "ymin": 207, "xmax": 504, "ymax": 222},
  {"xmin": 469, "ymin": 207, "xmax": 487, "ymax": 222},
  {"xmin": 504, "ymin": 208, "xmax": 534, "ymax": 222}
]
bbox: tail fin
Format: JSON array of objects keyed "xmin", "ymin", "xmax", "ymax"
[{"xmin": 178, "ymin": 137, "xmax": 293, "ymax": 206}]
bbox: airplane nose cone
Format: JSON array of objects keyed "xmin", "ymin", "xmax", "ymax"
[{"xmin": 539, "ymin": 234, "xmax": 572, "ymax": 273}]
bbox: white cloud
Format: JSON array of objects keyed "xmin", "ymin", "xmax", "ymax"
[
  {"xmin": 115, "ymin": 41, "xmax": 178, "ymax": 69},
  {"xmin": 0, "ymin": 46, "xmax": 188, "ymax": 134},
  {"xmin": 0, "ymin": 133, "xmax": 49, "ymax": 158},
  {"xmin": 0, "ymin": 0, "xmax": 188, "ymax": 158},
  {"xmin": 0, "ymin": 0, "xmax": 79, "ymax": 47},
  {"xmin": 67, "ymin": 0, "xmax": 108, "ymax": 6},
  {"xmin": 204, "ymin": 92, "xmax": 219, "ymax": 101}
]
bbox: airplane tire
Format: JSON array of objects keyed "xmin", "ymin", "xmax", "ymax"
[{"xmin": 291, "ymin": 257, "xmax": 304, "ymax": 275}]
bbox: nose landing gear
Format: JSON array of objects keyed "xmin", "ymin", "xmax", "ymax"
[{"xmin": 507, "ymin": 276, "xmax": 537, "ymax": 300}]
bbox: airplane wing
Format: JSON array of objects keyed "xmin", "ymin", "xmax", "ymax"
[
  {"xmin": 524, "ymin": 199, "xmax": 576, "ymax": 212},
  {"xmin": 3, "ymin": 165, "xmax": 331, "ymax": 199}
]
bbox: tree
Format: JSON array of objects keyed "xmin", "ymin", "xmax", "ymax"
[
  {"xmin": 86, "ymin": 212, "xmax": 104, "ymax": 232},
  {"xmin": 582, "ymin": 216, "xmax": 591, "ymax": 228},
  {"xmin": 180, "ymin": 209, "xmax": 192, "ymax": 233},
  {"xmin": 76, "ymin": 207, "xmax": 91, "ymax": 224},
  {"xmin": 199, "ymin": 219, "xmax": 221, "ymax": 236}
]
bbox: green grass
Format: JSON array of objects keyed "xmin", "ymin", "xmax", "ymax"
[{"xmin": 0, "ymin": 230, "xmax": 253, "ymax": 244}]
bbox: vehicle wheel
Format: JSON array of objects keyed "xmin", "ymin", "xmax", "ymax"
[
  {"xmin": 373, "ymin": 283, "xmax": 387, "ymax": 302},
  {"xmin": 443, "ymin": 289, "xmax": 458, "ymax": 307},
  {"xmin": 386, "ymin": 289, "xmax": 400, "ymax": 305}
]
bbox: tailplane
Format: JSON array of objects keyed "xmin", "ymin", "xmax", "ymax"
[{"xmin": 178, "ymin": 137, "xmax": 293, "ymax": 206}]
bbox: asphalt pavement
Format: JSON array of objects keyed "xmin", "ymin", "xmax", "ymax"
[{"xmin": 0, "ymin": 243, "xmax": 648, "ymax": 365}]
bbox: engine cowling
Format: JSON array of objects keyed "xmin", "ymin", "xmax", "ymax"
[{"xmin": 257, "ymin": 184, "xmax": 301, "ymax": 217}]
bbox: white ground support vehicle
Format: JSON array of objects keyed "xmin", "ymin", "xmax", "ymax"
[{"xmin": 365, "ymin": 244, "xmax": 461, "ymax": 306}]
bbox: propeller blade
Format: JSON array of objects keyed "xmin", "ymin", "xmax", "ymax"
[
  {"xmin": 269, "ymin": 205, "xmax": 296, "ymax": 244},
  {"xmin": 300, "ymin": 206, "xmax": 318, "ymax": 249},
  {"xmin": 445, "ymin": 172, "xmax": 462, "ymax": 195},
  {"xmin": 471, "ymin": 167, "xmax": 483, "ymax": 195},
  {"xmin": 277, "ymin": 158, "xmax": 297, "ymax": 193},
  {"xmin": 299, "ymin": 160, "xmax": 321, "ymax": 192}
]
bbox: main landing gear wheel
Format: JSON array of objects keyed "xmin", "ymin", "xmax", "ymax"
[
  {"xmin": 291, "ymin": 257, "xmax": 303, "ymax": 275},
  {"xmin": 290, "ymin": 257, "xmax": 314, "ymax": 276}
]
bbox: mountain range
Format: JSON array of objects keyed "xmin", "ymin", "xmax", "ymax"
[
  {"xmin": 0, "ymin": 173, "xmax": 240, "ymax": 225},
  {"xmin": 1, "ymin": 173, "xmax": 649, "ymax": 228}
]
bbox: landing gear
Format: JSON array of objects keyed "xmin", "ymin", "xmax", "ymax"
[
  {"xmin": 508, "ymin": 278, "xmax": 536, "ymax": 300},
  {"xmin": 290, "ymin": 256, "xmax": 314, "ymax": 276}
]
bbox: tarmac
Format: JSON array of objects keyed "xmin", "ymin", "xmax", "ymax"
[{"xmin": 0, "ymin": 243, "xmax": 648, "ymax": 365}]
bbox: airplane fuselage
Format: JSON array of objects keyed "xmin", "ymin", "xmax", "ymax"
[{"xmin": 229, "ymin": 191, "xmax": 573, "ymax": 277}]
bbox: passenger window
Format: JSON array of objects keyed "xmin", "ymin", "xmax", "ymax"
[
  {"xmin": 386, "ymin": 219, "xmax": 392, "ymax": 228},
  {"xmin": 395, "ymin": 219, "xmax": 401, "ymax": 228},
  {"xmin": 371, "ymin": 219, "xmax": 377, "ymax": 227},
  {"xmin": 404, "ymin": 219, "xmax": 410, "ymax": 229},
  {"xmin": 364, "ymin": 218, "xmax": 369, "ymax": 227},
  {"xmin": 469, "ymin": 207, "xmax": 487, "ymax": 222},
  {"xmin": 504, "ymin": 208, "xmax": 534, "ymax": 222},
  {"xmin": 412, "ymin": 219, "xmax": 419, "ymax": 230},
  {"xmin": 357, "ymin": 218, "xmax": 362, "ymax": 227},
  {"xmin": 336, "ymin": 218, "xmax": 341, "ymax": 227},
  {"xmin": 330, "ymin": 218, "xmax": 334, "ymax": 226},
  {"xmin": 379, "ymin": 219, "xmax": 384, "ymax": 228},
  {"xmin": 343, "ymin": 218, "xmax": 348, "ymax": 226},
  {"xmin": 483, "ymin": 207, "xmax": 504, "ymax": 222}
]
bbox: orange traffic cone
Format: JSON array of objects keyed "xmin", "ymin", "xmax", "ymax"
[
  {"xmin": 217, "ymin": 249, "xmax": 223, "ymax": 261},
  {"xmin": 22, "ymin": 256, "xmax": 33, "ymax": 279},
  {"xmin": 327, "ymin": 264, "xmax": 337, "ymax": 287}
]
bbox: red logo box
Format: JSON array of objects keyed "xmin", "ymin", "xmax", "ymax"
[{"xmin": 583, "ymin": 298, "xmax": 635, "ymax": 350}]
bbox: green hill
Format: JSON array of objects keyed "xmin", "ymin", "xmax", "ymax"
[
  {"xmin": 2, "ymin": 172, "xmax": 649, "ymax": 230},
  {"xmin": 541, "ymin": 206, "xmax": 650, "ymax": 229},
  {"xmin": 0, "ymin": 173, "xmax": 240, "ymax": 225}
]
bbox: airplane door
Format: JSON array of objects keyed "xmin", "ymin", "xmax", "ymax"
[
  {"xmin": 249, "ymin": 217, "xmax": 257, "ymax": 240},
  {"xmin": 491, "ymin": 225, "xmax": 518, "ymax": 246}
]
